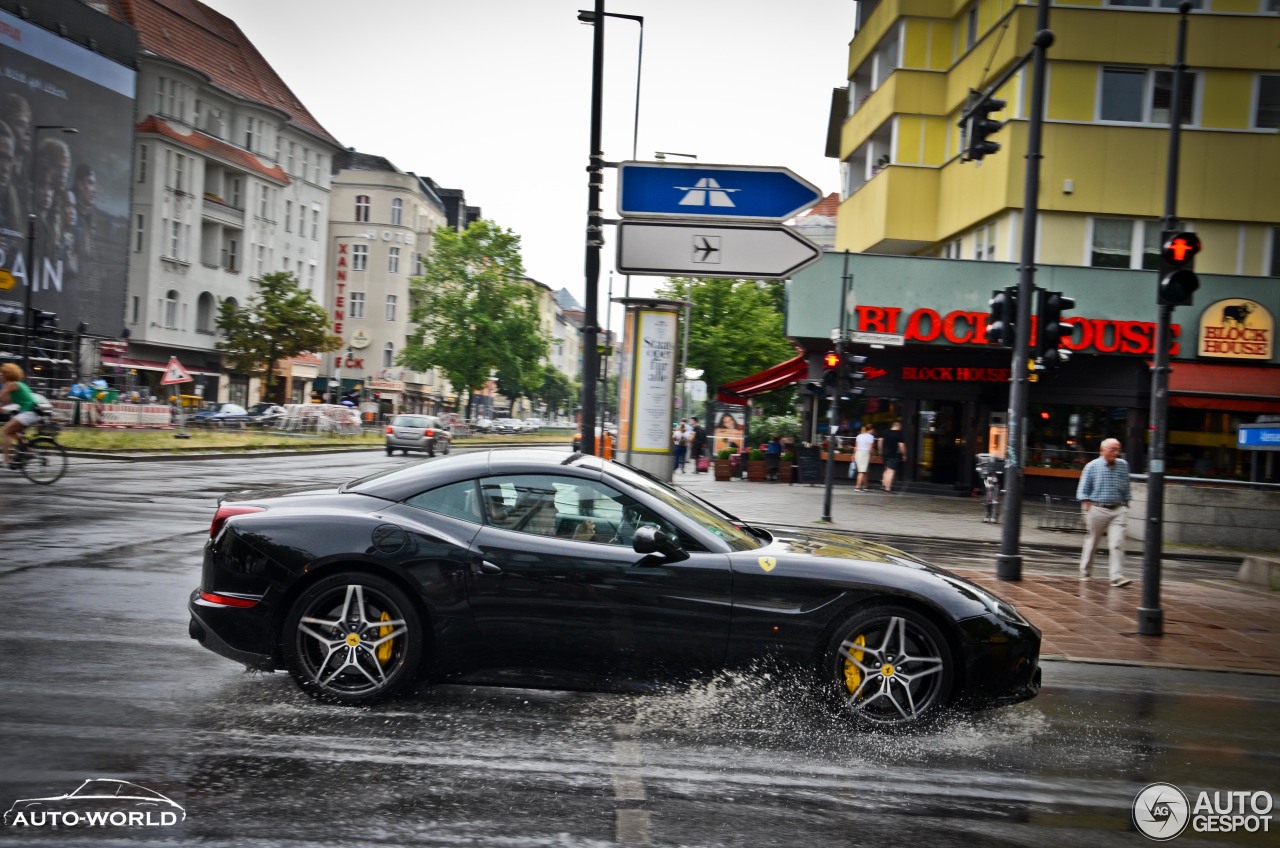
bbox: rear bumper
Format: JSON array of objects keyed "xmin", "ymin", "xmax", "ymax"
[{"xmin": 188, "ymin": 589, "xmax": 277, "ymax": 671}]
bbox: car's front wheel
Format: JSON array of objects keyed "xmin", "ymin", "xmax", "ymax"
[
  {"xmin": 282, "ymin": 573, "xmax": 424, "ymax": 705},
  {"xmin": 822, "ymin": 604, "xmax": 954, "ymax": 728}
]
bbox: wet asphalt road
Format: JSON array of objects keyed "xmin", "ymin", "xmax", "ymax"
[{"xmin": 0, "ymin": 450, "xmax": 1277, "ymax": 847}]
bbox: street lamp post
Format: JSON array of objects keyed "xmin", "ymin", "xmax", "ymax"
[
  {"xmin": 578, "ymin": 3, "xmax": 644, "ymax": 454},
  {"xmin": 20, "ymin": 125, "xmax": 78, "ymax": 374}
]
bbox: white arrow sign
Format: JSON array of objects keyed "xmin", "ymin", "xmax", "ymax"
[{"xmin": 616, "ymin": 221, "xmax": 822, "ymax": 279}]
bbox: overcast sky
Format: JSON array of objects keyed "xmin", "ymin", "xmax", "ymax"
[{"xmin": 201, "ymin": 0, "xmax": 853, "ymax": 318}]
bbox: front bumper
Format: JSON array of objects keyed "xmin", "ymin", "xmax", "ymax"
[{"xmin": 956, "ymin": 613, "xmax": 1042, "ymax": 709}]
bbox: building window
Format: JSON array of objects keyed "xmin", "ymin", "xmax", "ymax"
[
  {"xmin": 966, "ymin": 4, "xmax": 978, "ymax": 50},
  {"xmin": 1100, "ymin": 67, "xmax": 1197, "ymax": 124},
  {"xmin": 355, "ymin": 195, "xmax": 371, "ymax": 223},
  {"xmin": 287, "ymin": 142, "xmax": 296, "ymax": 175},
  {"xmin": 308, "ymin": 262, "xmax": 317, "ymax": 289},
  {"xmin": 256, "ymin": 244, "xmax": 266, "ymax": 276},
  {"xmin": 284, "ymin": 200, "xmax": 292, "ymax": 232},
  {"xmin": 136, "ymin": 144, "xmax": 147, "ymax": 183},
  {"xmin": 350, "ymin": 291, "xmax": 366, "ymax": 319},
  {"xmin": 386, "ymin": 294, "xmax": 397, "ymax": 321},
  {"xmin": 257, "ymin": 185, "xmax": 270, "ymax": 219},
  {"xmin": 164, "ymin": 290, "xmax": 179, "ymax": 329},
  {"xmin": 223, "ymin": 238, "xmax": 238, "ymax": 272},
  {"xmin": 130, "ymin": 295, "xmax": 139, "ymax": 325},
  {"xmin": 1256, "ymin": 75, "xmax": 1280, "ymax": 129},
  {"xmin": 1091, "ymin": 218, "xmax": 1164, "ymax": 270},
  {"xmin": 352, "ymin": 244, "xmax": 368, "ymax": 271},
  {"xmin": 388, "ymin": 246, "xmax": 400, "ymax": 274},
  {"xmin": 196, "ymin": 292, "xmax": 216, "ymax": 333},
  {"xmin": 311, "ymin": 207, "xmax": 320, "ymax": 239},
  {"xmin": 168, "ymin": 219, "xmax": 182, "ymax": 258},
  {"xmin": 229, "ymin": 177, "xmax": 242, "ymax": 209},
  {"xmin": 133, "ymin": 214, "xmax": 145, "ymax": 252},
  {"xmin": 391, "ymin": 198, "xmax": 403, "ymax": 226},
  {"xmin": 383, "ymin": 342, "xmax": 395, "ymax": 368}
]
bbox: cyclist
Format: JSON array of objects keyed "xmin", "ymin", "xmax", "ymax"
[{"xmin": 1, "ymin": 362, "xmax": 39, "ymax": 470}]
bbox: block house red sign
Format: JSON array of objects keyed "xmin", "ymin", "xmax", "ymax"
[{"xmin": 855, "ymin": 305, "xmax": 1180, "ymax": 356}]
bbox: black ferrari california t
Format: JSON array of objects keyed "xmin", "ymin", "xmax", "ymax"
[{"xmin": 189, "ymin": 449, "xmax": 1040, "ymax": 727}]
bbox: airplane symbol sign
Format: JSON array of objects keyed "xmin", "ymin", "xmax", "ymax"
[{"xmin": 617, "ymin": 221, "xmax": 821, "ymax": 280}]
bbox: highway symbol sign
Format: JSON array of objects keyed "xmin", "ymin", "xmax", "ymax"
[
  {"xmin": 616, "ymin": 221, "xmax": 822, "ymax": 279},
  {"xmin": 618, "ymin": 162, "xmax": 823, "ymax": 221}
]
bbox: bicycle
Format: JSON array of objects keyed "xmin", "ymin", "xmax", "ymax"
[
  {"xmin": 3, "ymin": 406, "xmax": 68, "ymax": 484},
  {"xmin": 975, "ymin": 453, "xmax": 1004, "ymax": 524}
]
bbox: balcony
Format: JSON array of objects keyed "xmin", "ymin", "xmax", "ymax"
[{"xmin": 201, "ymin": 194, "xmax": 245, "ymax": 228}]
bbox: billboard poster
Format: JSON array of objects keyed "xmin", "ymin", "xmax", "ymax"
[
  {"xmin": 0, "ymin": 10, "xmax": 135, "ymax": 332},
  {"xmin": 625, "ymin": 308, "xmax": 678, "ymax": 453},
  {"xmin": 712, "ymin": 404, "xmax": 747, "ymax": 456}
]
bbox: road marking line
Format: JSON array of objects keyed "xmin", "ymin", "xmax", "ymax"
[
  {"xmin": 613, "ymin": 772, "xmax": 646, "ymax": 801},
  {"xmin": 615, "ymin": 809, "xmax": 651, "ymax": 844}
]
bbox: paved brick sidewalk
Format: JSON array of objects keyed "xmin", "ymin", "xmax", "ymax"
[{"xmin": 673, "ymin": 470, "xmax": 1280, "ymax": 675}]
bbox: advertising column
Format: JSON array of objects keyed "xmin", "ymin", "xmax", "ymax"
[{"xmin": 615, "ymin": 298, "xmax": 682, "ymax": 480}]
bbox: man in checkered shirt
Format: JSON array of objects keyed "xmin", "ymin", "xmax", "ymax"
[{"xmin": 1076, "ymin": 438, "xmax": 1133, "ymax": 587}]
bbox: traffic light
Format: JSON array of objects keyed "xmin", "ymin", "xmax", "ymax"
[
  {"xmin": 822, "ymin": 350, "xmax": 840, "ymax": 370},
  {"xmin": 1036, "ymin": 291, "xmax": 1076, "ymax": 368},
  {"xmin": 803, "ymin": 380, "xmax": 826, "ymax": 397},
  {"xmin": 29, "ymin": 309, "xmax": 58, "ymax": 333},
  {"xmin": 842, "ymin": 353, "xmax": 868, "ymax": 398},
  {"xmin": 1158, "ymin": 231, "xmax": 1201, "ymax": 306},
  {"xmin": 986, "ymin": 287, "xmax": 1018, "ymax": 346},
  {"xmin": 965, "ymin": 95, "xmax": 1006, "ymax": 162}
]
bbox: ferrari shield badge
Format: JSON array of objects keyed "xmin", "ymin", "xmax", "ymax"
[{"xmin": 758, "ymin": 556, "xmax": 777, "ymax": 573}]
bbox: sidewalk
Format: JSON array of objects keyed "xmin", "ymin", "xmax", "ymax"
[{"xmin": 673, "ymin": 469, "xmax": 1280, "ymax": 676}]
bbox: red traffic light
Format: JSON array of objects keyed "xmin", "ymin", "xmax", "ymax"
[
  {"xmin": 822, "ymin": 351, "xmax": 840, "ymax": 369},
  {"xmin": 1161, "ymin": 232, "xmax": 1201, "ymax": 266}
]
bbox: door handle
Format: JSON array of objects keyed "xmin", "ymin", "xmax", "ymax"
[{"xmin": 476, "ymin": 559, "xmax": 502, "ymax": 575}]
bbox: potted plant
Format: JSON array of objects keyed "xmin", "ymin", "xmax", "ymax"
[
  {"xmin": 746, "ymin": 448, "xmax": 768, "ymax": 481},
  {"xmin": 778, "ymin": 450, "xmax": 795, "ymax": 484},
  {"xmin": 713, "ymin": 448, "xmax": 734, "ymax": 481}
]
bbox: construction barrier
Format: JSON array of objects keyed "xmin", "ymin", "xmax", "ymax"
[{"xmin": 95, "ymin": 404, "xmax": 174, "ymax": 429}]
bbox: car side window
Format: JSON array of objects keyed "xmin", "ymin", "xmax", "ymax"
[
  {"xmin": 480, "ymin": 474, "xmax": 678, "ymax": 546},
  {"xmin": 404, "ymin": 480, "xmax": 482, "ymax": 523}
]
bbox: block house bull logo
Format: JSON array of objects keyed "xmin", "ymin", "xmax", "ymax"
[{"xmin": 1197, "ymin": 299, "xmax": 1274, "ymax": 361}]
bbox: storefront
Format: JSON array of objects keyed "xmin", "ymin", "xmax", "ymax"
[{"xmin": 785, "ymin": 253, "xmax": 1280, "ymax": 491}]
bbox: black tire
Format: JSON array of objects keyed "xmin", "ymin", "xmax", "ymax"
[
  {"xmin": 19, "ymin": 437, "xmax": 68, "ymax": 484},
  {"xmin": 442, "ymin": 440, "xmax": 450, "ymax": 456},
  {"xmin": 426, "ymin": 443, "xmax": 435, "ymax": 458},
  {"xmin": 282, "ymin": 572, "xmax": 424, "ymax": 705},
  {"xmin": 821, "ymin": 604, "xmax": 954, "ymax": 728},
  {"xmin": 385, "ymin": 448, "xmax": 394, "ymax": 456}
]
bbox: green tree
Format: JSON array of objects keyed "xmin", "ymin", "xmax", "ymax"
[
  {"xmin": 533, "ymin": 365, "xmax": 578, "ymax": 419},
  {"xmin": 215, "ymin": 271, "xmax": 341, "ymax": 401},
  {"xmin": 401, "ymin": 219, "xmax": 547, "ymax": 418},
  {"xmin": 656, "ymin": 277, "xmax": 798, "ymax": 418}
]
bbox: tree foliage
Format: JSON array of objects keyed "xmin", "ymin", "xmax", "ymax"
[
  {"xmin": 533, "ymin": 365, "xmax": 578, "ymax": 419},
  {"xmin": 401, "ymin": 220, "xmax": 547, "ymax": 417},
  {"xmin": 656, "ymin": 277, "xmax": 798, "ymax": 418},
  {"xmin": 215, "ymin": 271, "xmax": 341, "ymax": 401}
]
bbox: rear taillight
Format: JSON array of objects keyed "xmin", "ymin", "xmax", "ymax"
[
  {"xmin": 210, "ymin": 504, "xmax": 265, "ymax": 538},
  {"xmin": 386, "ymin": 425, "xmax": 393, "ymax": 434},
  {"xmin": 425, "ymin": 428, "xmax": 434, "ymax": 437},
  {"xmin": 198, "ymin": 591, "xmax": 259, "ymax": 608}
]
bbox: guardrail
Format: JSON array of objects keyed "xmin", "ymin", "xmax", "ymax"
[{"xmin": 1129, "ymin": 474, "xmax": 1280, "ymax": 491}]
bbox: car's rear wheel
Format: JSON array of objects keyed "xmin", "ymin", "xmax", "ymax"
[
  {"xmin": 822, "ymin": 604, "xmax": 954, "ymax": 728},
  {"xmin": 442, "ymin": 440, "xmax": 450, "ymax": 455},
  {"xmin": 385, "ymin": 448, "xmax": 394, "ymax": 456},
  {"xmin": 282, "ymin": 573, "xmax": 424, "ymax": 705}
]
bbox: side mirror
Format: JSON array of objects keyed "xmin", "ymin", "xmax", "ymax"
[{"xmin": 632, "ymin": 526, "xmax": 688, "ymax": 562}]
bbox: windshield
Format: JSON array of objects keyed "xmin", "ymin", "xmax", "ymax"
[{"xmin": 603, "ymin": 461, "xmax": 762, "ymax": 551}]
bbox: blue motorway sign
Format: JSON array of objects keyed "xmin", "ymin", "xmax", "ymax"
[
  {"xmin": 618, "ymin": 161, "xmax": 823, "ymax": 222},
  {"xmin": 1238, "ymin": 424, "xmax": 1280, "ymax": 450}
]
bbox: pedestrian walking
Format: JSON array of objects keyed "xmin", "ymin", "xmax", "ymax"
[
  {"xmin": 1076, "ymin": 437, "xmax": 1133, "ymax": 587},
  {"xmin": 672, "ymin": 422, "xmax": 689, "ymax": 473},
  {"xmin": 878, "ymin": 420, "xmax": 907, "ymax": 494},
  {"xmin": 690, "ymin": 417, "xmax": 708, "ymax": 471},
  {"xmin": 853, "ymin": 424, "xmax": 876, "ymax": 491}
]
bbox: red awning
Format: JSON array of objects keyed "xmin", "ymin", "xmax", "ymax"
[
  {"xmin": 717, "ymin": 354, "xmax": 808, "ymax": 404},
  {"xmin": 1165, "ymin": 361, "xmax": 1280, "ymax": 413},
  {"xmin": 101, "ymin": 355, "xmax": 221, "ymax": 378}
]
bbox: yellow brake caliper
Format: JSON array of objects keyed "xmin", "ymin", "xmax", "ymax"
[
  {"xmin": 843, "ymin": 634, "xmax": 867, "ymax": 693},
  {"xmin": 377, "ymin": 611, "xmax": 394, "ymax": 664}
]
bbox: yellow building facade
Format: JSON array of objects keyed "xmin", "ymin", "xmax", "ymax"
[{"xmin": 834, "ymin": 0, "xmax": 1280, "ymax": 275}]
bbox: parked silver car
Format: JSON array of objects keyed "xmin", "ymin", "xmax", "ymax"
[{"xmin": 385, "ymin": 414, "xmax": 453, "ymax": 457}]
